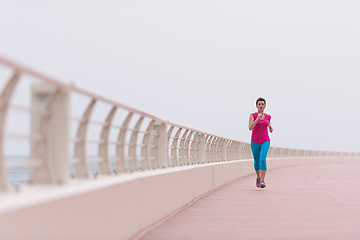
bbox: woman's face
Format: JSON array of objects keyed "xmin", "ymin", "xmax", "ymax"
[{"xmin": 256, "ymin": 101, "xmax": 266, "ymax": 111}]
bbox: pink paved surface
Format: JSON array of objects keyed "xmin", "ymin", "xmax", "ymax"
[{"xmin": 140, "ymin": 160, "xmax": 360, "ymax": 240}]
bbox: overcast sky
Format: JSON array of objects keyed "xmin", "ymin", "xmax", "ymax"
[{"xmin": 0, "ymin": 0, "xmax": 359, "ymax": 153}]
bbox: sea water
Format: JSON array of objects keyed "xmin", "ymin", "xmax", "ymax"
[{"xmin": 6, "ymin": 156, "xmax": 117, "ymax": 187}]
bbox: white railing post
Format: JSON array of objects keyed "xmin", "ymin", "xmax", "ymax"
[
  {"xmin": 214, "ymin": 137, "xmax": 220, "ymax": 161},
  {"xmin": 235, "ymin": 142, "xmax": 238, "ymax": 160},
  {"xmin": 189, "ymin": 132, "xmax": 197, "ymax": 164},
  {"xmin": 222, "ymin": 139, "xmax": 227, "ymax": 161},
  {"xmin": 238, "ymin": 142, "xmax": 244, "ymax": 159},
  {"xmin": 169, "ymin": 128, "xmax": 182, "ymax": 167},
  {"xmin": 141, "ymin": 120, "xmax": 155, "ymax": 170},
  {"xmin": 184, "ymin": 131, "xmax": 193, "ymax": 165},
  {"xmin": 31, "ymin": 84, "xmax": 69, "ymax": 184},
  {"xmin": 178, "ymin": 129, "xmax": 189, "ymax": 166},
  {"xmin": 199, "ymin": 134, "xmax": 205, "ymax": 163},
  {"xmin": 211, "ymin": 137, "xmax": 217, "ymax": 162},
  {"xmin": 245, "ymin": 143, "xmax": 251, "ymax": 159},
  {"xmin": 227, "ymin": 140, "xmax": 232, "ymax": 160},
  {"xmin": 167, "ymin": 126, "xmax": 175, "ymax": 166},
  {"xmin": 155, "ymin": 123, "xmax": 168, "ymax": 168},
  {"xmin": 205, "ymin": 135, "xmax": 212, "ymax": 162}
]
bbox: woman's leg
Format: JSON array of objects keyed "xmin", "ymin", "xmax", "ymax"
[
  {"xmin": 259, "ymin": 141, "xmax": 270, "ymax": 181},
  {"xmin": 251, "ymin": 142, "xmax": 261, "ymax": 178}
]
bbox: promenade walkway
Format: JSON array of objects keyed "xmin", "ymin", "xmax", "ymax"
[{"xmin": 139, "ymin": 160, "xmax": 360, "ymax": 240}]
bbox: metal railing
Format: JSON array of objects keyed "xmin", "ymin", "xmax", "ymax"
[{"xmin": 0, "ymin": 54, "xmax": 358, "ymax": 192}]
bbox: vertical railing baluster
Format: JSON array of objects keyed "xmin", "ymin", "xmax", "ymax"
[
  {"xmin": 98, "ymin": 106, "xmax": 117, "ymax": 175},
  {"xmin": 210, "ymin": 136, "xmax": 215, "ymax": 162},
  {"xmin": 229, "ymin": 140, "xmax": 232, "ymax": 160},
  {"xmin": 184, "ymin": 131, "xmax": 194, "ymax": 165},
  {"xmin": 193, "ymin": 133, "xmax": 200, "ymax": 164},
  {"xmin": 235, "ymin": 142, "xmax": 240, "ymax": 160},
  {"xmin": 150, "ymin": 122, "xmax": 160, "ymax": 169},
  {"xmin": 276, "ymin": 148, "xmax": 281, "ymax": 158},
  {"xmin": 0, "ymin": 71, "xmax": 21, "ymax": 191},
  {"xmin": 211, "ymin": 137, "xmax": 218, "ymax": 162},
  {"xmin": 218, "ymin": 139, "xmax": 223, "ymax": 161},
  {"xmin": 206, "ymin": 136, "xmax": 212, "ymax": 162},
  {"xmin": 278, "ymin": 148, "xmax": 282, "ymax": 157},
  {"xmin": 227, "ymin": 140, "xmax": 231, "ymax": 160},
  {"xmin": 204, "ymin": 135, "xmax": 211, "ymax": 163},
  {"xmin": 242, "ymin": 142, "xmax": 247, "ymax": 159},
  {"xmin": 267, "ymin": 147, "xmax": 272, "ymax": 158},
  {"xmin": 221, "ymin": 139, "xmax": 227, "ymax": 162},
  {"xmin": 128, "ymin": 116, "xmax": 144, "ymax": 171},
  {"xmin": 280, "ymin": 148, "xmax": 285, "ymax": 158},
  {"xmin": 235, "ymin": 142, "xmax": 238, "ymax": 160},
  {"xmin": 218, "ymin": 138, "xmax": 223, "ymax": 161},
  {"xmin": 228, "ymin": 140, "xmax": 233, "ymax": 160},
  {"xmin": 213, "ymin": 138, "xmax": 218, "ymax": 161},
  {"xmin": 74, "ymin": 99, "xmax": 96, "ymax": 178},
  {"xmin": 245, "ymin": 143, "xmax": 251, "ymax": 159},
  {"xmin": 167, "ymin": 126, "xmax": 174, "ymax": 166},
  {"xmin": 198, "ymin": 134, "xmax": 205, "ymax": 163},
  {"xmin": 140, "ymin": 119, "xmax": 155, "ymax": 170},
  {"xmin": 217, "ymin": 139, "xmax": 222, "ymax": 161},
  {"xmin": 178, "ymin": 129, "xmax": 188, "ymax": 166},
  {"xmin": 116, "ymin": 112, "xmax": 133, "ymax": 172},
  {"xmin": 234, "ymin": 142, "xmax": 238, "ymax": 160},
  {"xmin": 238, "ymin": 142, "xmax": 244, "ymax": 159},
  {"xmin": 212, "ymin": 136, "xmax": 217, "ymax": 162},
  {"xmin": 270, "ymin": 147, "xmax": 274, "ymax": 158},
  {"xmin": 190, "ymin": 132, "xmax": 197, "ymax": 164},
  {"xmin": 170, "ymin": 128, "xmax": 182, "ymax": 167},
  {"xmin": 215, "ymin": 137, "xmax": 221, "ymax": 161}
]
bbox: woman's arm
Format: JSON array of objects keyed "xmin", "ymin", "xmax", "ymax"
[
  {"xmin": 249, "ymin": 114, "xmax": 261, "ymax": 130},
  {"xmin": 268, "ymin": 122, "xmax": 273, "ymax": 133}
]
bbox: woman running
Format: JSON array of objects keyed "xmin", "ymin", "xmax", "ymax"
[{"xmin": 248, "ymin": 97, "xmax": 273, "ymax": 188}]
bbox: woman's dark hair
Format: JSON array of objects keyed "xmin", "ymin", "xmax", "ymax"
[{"xmin": 256, "ymin": 97, "xmax": 266, "ymax": 105}]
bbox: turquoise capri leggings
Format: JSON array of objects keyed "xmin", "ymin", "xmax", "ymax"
[{"xmin": 251, "ymin": 141, "xmax": 270, "ymax": 171}]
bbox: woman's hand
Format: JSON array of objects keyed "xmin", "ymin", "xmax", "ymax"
[{"xmin": 268, "ymin": 122, "xmax": 273, "ymax": 133}]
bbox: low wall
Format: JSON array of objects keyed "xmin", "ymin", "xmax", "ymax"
[{"xmin": 0, "ymin": 157, "xmax": 358, "ymax": 240}]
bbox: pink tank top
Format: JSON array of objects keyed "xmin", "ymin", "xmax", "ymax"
[{"xmin": 251, "ymin": 112, "xmax": 271, "ymax": 143}]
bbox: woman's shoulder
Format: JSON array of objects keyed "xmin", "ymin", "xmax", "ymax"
[{"xmin": 251, "ymin": 112, "xmax": 258, "ymax": 117}]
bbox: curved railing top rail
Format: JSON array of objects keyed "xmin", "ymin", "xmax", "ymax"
[
  {"xmin": 0, "ymin": 54, "xmax": 240, "ymax": 143},
  {"xmin": 0, "ymin": 53, "xmax": 358, "ymax": 192}
]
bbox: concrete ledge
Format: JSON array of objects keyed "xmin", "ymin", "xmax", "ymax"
[{"xmin": 0, "ymin": 157, "xmax": 358, "ymax": 240}]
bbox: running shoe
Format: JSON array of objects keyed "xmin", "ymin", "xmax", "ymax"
[
  {"xmin": 256, "ymin": 177, "xmax": 261, "ymax": 188},
  {"xmin": 260, "ymin": 180, "xmax": 266, "ymax": 188}
]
